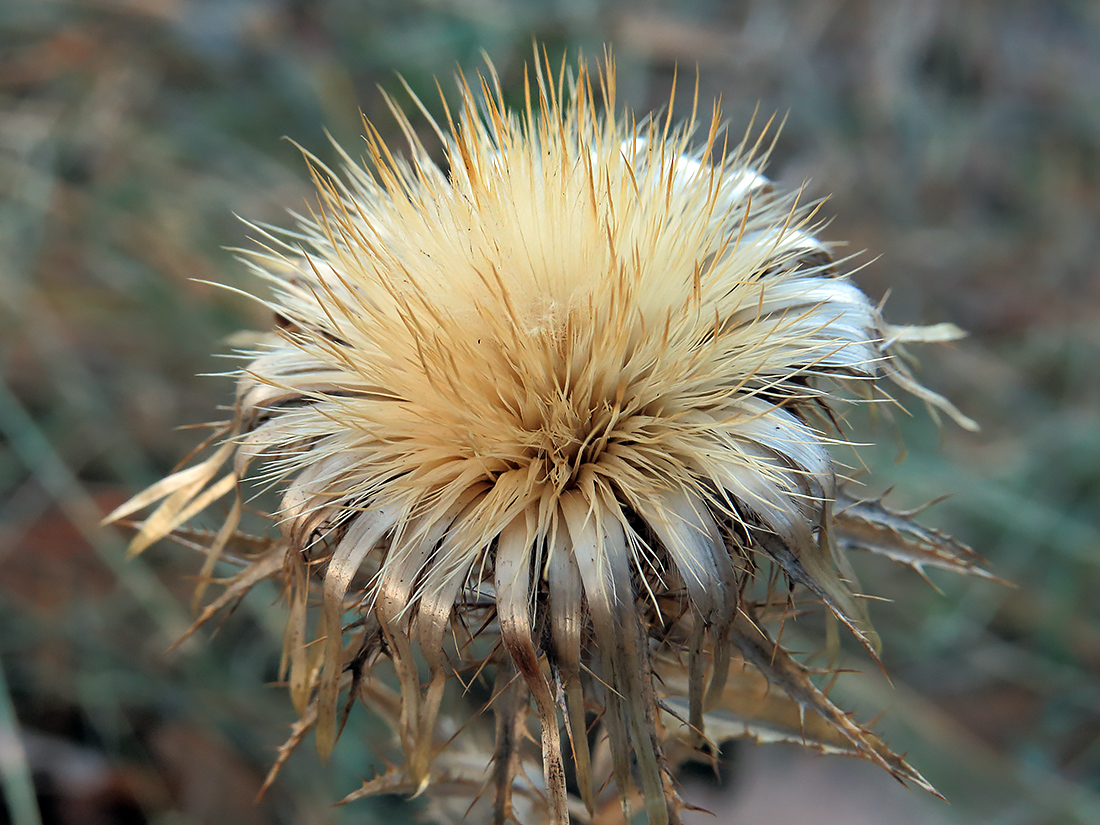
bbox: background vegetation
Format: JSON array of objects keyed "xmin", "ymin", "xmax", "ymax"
[{"xmin": 1, "ymin": 1, "xmax": 1097, "ymax": 823}]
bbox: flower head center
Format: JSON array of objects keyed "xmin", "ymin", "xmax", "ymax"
[{"xmin": 524, "ymin": 402, "xmax": 620, "ymax": 490}]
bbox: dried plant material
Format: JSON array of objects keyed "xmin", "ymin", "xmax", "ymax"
[
  {"xmin": 659, "ymin": 608, "xmax": 940, "ymax": 795},
  {"xmin": 106, "ymin": 51, "xmax": 986, "ymax": 824},
  {"xmin": 656, "ymin": 647, "xmax": 934, "ymax": 792},
  {"xmin": 835, "ymin": 491, "xmax": 1003, "ymax": 585}
]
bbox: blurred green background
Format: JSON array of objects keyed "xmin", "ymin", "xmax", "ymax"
[{"xmin": 1, "ymin": 1, "xmax": 1097, "ymax": 823}]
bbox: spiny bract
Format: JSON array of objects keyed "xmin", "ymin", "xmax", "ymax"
[{"xmin": 109, "ymin": 53, "xmax": 985, "ymax": 825}]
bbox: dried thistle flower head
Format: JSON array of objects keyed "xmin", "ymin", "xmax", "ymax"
[{"xmin": 108, "ymin": 53, "xmax": 988, "ymax": 825}]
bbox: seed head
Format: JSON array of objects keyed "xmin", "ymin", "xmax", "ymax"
[{"xmin": 109, "ymin": 53, "xmax": 984, "ymax": 825}]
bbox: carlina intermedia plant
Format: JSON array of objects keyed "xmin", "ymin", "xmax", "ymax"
[{"xmin": 107, "ymin": 50, "xmax": 998, "ymax": 825}]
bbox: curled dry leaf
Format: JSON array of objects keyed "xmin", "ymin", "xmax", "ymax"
[{"xmin": 835, "ymin": 490, "xmax": 1004, "ymax": 585}]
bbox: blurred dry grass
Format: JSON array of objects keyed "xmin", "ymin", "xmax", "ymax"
[{"xmin": 1, "ymin": 1, "xmax": 1097, "ymax": 823}]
